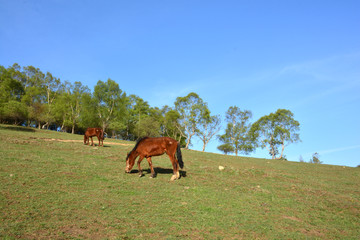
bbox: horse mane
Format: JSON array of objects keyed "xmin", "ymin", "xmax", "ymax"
[{"xmin": 126, "ymin": 137, "xmax": 149, "ymax": 160}]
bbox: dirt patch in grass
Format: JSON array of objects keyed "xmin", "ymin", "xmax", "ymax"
[
  {"xmin": 299, "ymin": 228, "xmax": 326, "ymax": 238},
  {"xmin": 282, "ymin": 215, "xmax": 302, "ymax": 222}
]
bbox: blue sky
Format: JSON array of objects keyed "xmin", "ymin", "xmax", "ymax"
[{"xmin": 1, "ymin": 0, "xmax": 359, "ymax": 167}]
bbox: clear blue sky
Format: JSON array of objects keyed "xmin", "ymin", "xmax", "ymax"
[{"xmin": 1, "ymin": 0, "xmax": 359, "ymax": 167}]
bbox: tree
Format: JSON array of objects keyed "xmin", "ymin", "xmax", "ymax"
[
  {"xmin": 250, "ymin": 109, "xmax": 300, "ymax": 159},
  {"xmin": 53, "ymin": 87, "xmax": 71, "ymax": 132},
  {"xmin": 54, "ymin": 81, "xmax": 90, "ymax": 133},
  {"xmin": 41, "ymin": 72, "xmax": 61, "ymax": 129},
  {"xmin": 0, "ymin": 65, "xmax": 26, "ymax": 124},
  {"xmin": 78, "ymin": 92, "xmax": 100, "ymax": 131},
  {"xmin": 0, "ymin": 65, "xmax": 24, "ymax": 103},
  {"xmin": 161, "ymin": 106, "xmax": 186, "ymax": 145},
  {"xmin": 197, "ymin": 114, "xmax": 221, "ymax": 151},
  {"xmin": 218, "ymin": 106, "xmax": 254, "ymax": 156},
  {"xmin": 309, "ymin": 152, "xmax": 322, "ymax": 164},
  {"xmin": 1, "ymin": 100, "xmax": 28, "ymax": 125},
  {"xmin": 217, "ymin": 143, "xmax": 234, "ymax": 155},
  {"xmin": 135, "ymin": 115, "xmax": 161, "ymax": 138},
  {"xmin": 175, "ymin": 92, "xmax": 208, "ymax": 149},
  {"xmin": 93, "ymin": 79, "xmax": 127, "ymax": 132},
  {"xmin": 127, "ymin": 95, "xmax": 151, "ymax": 138},
  {"xmin": 21, "ymin": 66, "xmax": 46, "ymax": 128}
]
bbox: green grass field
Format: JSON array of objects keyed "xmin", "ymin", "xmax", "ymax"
[{"xmin": 0, "ymin": 124, "xmax": 359, "ymax": 239}]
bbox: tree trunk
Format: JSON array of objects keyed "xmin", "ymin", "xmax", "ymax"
[
  {"xmin": 278, "ymin": 142, "xmax": 285, "ymax": 159},
  {"xmin": 185, "ymin": 137, "xmax": 191, "ymax": 149}
]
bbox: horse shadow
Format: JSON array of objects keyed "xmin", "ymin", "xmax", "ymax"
[
  {"xmin": 130, "ymin": 167, "xmax": 187, "ymax": 178},
  {"xmin": 86, "ymin": 144, "xmax": 110, "ymax": 148},
  {"xmin": 97, "ymin": 145, "xmax": 111, "ymax": 148}
]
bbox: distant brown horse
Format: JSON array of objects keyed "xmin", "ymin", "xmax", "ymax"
[
  {"xmin": 84, "ymin": 128, "xmax": 104, "ymax": 146},
  {"xmin": 125, "ymin": 137, "xmax": 184, "ymax": 181}
]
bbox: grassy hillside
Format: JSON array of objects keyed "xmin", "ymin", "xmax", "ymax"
[{"xmin": 0, "ymin": 124, "xmax": 359, "ymax": 239}]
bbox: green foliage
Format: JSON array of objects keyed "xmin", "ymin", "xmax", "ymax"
[
  {"xmin": 135, "ymin": 115, "xmax": 161, "ymax": 138},
  {"xmin": 1, "ymin": 100, "xmax": 28, "ymax": 124},
  {"xmin": 217, "ymin": 143, "xmax": 234, "ymax": 154},
  {"xmin": 197, "ymin": 114, "xmax": 221, "ymax": 151},
  {"xmin": 126, "ymin": 94, "xmax": 152, "ymax": 138},
  {"xmin": 250, "ymin": 109, "xmax": 300, "ymax": 159},
  {"xmin": 175, "ymin": 92, "xmax": 209, "ymax": 149},
  {"xmin": 93, "ymin": 79, "xmax": 127, "ymax": 131},
  {"xmin": 161, "ymin": 106, "xmax": 186, "ymax": 146},
  {"xmin": 218, "ymin": 106, "xmax": 254, "ymax": 156},
  {"xmin": 0, "ymin": 65, "xmax": 24, "ymax": 103},
  {"xmin": 309, "ymin": 152, "xmax": 322, "ymax": 164},
  {"xmin": 77, "ymin": 92, "xmax": 100, "ymax": 130}
]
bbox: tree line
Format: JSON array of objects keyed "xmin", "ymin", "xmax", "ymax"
[{"xmin": 0, "ymin": 63, "xmax": 301, "ymax": 159}]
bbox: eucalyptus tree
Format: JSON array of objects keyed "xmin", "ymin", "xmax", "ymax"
[
  {"xmin": 174, "ymin": 92, "xmax": 209, "ymax": 149},
  {"xmin": 197, "ymin": 113, "xmax": 221, "ymax": 152},
  {"xmin": 124, "ymin": 94, "xmax": 151, "ymax": 139},
  {"xmin": 0, "ymin": 65, "xmax": 26, "ymax": 124},
  {"xmin": 78, "ymin": 92, "xmax": 99, "ymax": 131},
  {"xmin": 41, "ymin": 72, "xmax": 61, "ymax": 129},
  {"xmin": 93, "ymin": 79, "xmax": 127, "ymax": 132},
  {"xmin": 53, "ymin": 88, "xmax": 70, "ymax": 132},
  {"xmin": 135, "ymin": 114, "xmax": 161, "ymax": 138},
  {"xmin": 309, "ymin": 152, "xmax": 322, "ymax": 164},
  {"xmin": 0, "ymin": 64, "xmax": 24, "ymax": 102},
  {"xmin": 217, "ymin": 143, "xmax": 233, "ymax": 155},
  {"xmin": 249, "ymin": 109, "xmax": 300, "ymax": 159},
  {"xmin": 161, "ymin": 105, "xmax": 185, "ymax": 144},
  {"xmin": 218, "ymin": 106, "xmax": 254, "ymax": 156},
  {"xmin": 68, "ymin": 81, "xmax": 90, "ymax": 133},
  {"xmin": 21, "ymin": 66, "xmax": 46, "ymax": 128},
  {"xmin": 1, "ymin": 100, "xmax": 28, "ymax": 125},
  {"xmin": 54, "ymin": 81, "xmax": 90, "ymax": 133}
]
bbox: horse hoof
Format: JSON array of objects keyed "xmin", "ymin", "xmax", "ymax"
[{"xmin": 170, "ymin": 175, "xmax": 177, "ymax": 181}]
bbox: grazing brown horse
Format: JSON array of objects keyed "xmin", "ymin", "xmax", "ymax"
[
  {"xmin": 84, "ymin": 128, "xmax": 104, "ymax": 146},
  {"xmin": 125, "ymin": 137, "xmax": 184, "ymax": 181}
]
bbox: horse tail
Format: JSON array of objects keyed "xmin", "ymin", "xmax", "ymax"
[{"xmin": 176, "ymin": 143, "xmax": 184, "ymax": 169}]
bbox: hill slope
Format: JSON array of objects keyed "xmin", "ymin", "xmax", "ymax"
[{"xmin": 0, "ymin": 124, "xmax": 359, "ymax": 239}]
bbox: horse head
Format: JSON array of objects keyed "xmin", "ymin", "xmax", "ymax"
[{"xmin": 125, "ymin": 151, "xmax": 135, "ymax": 173}]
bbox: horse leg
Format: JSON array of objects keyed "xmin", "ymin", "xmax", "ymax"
[
  {"xmin": 90, "ymin": 136, "xmax": 94, "ymax": 146},
  {"xmin": 146, "ymin": 157, "xmax": 156, "ymax": 178},
  {"xmin": 137, "ymin": 156, "xmax": 145, "ymax": 177},
  {"xmin": 169, "ymin": 154, "xmax": 180, "ymax": 181}
]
